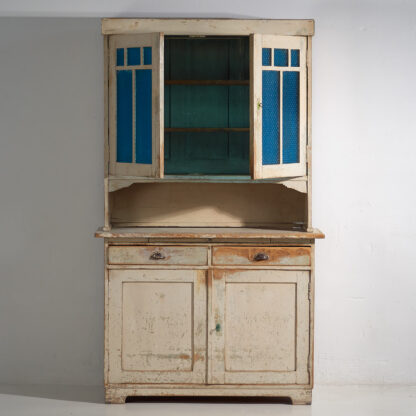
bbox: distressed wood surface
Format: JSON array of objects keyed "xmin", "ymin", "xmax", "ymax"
[
  {"xmin": 307, "ymin": 35, "xmax": 313, "ymax": 231},
  {"xmin": 96, "ymin": 226, "xmax": 324, "ymax": 240},
  {"xmin": 108, "ymin": 269, "xmax": 206, "ymax": 384},
  {"xmin": 102, "ymin": 18, "xmax": 315, "ymax": 36},
  {"xmin": 108, "ymin": 33, "xmax": 163, "ymax": 177},
  {"xmin": 212, "ymin": 246, "xmax": 311, "ymax": 266},
  {"xmin": 108, "ymin": 245, "xmax": 208, "ymax": 265},
  {"xmin": 105, "ymin": 385, "xmax": 312, "ymax": 404},
  {"xmin": 108, "ymin": 175, "xmax": 307, "ymax": 193},
  {"xmin": 109, "ymin": 183, "xmax": 307, "ymax": 228},
  {"xmin": 210, "ymin": 269, "xmax": 310, "ymax": 385},
  {"xmin": 252, "ymin": 35, "xmax": 307, "ymax": 179}
]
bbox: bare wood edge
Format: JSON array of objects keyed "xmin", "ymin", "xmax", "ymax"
[
  {"xmin": 107, "ymin": 176, "xmax": 307, "ymax": 192},
  {"xmin": 95, "ymin": 227, "xmax": 325, "ymax": 240},
  {"xmin": 104, "ymin": 35, "xmax": 109, "ymax": 178},
  {"xmin": 307, "ymin": 36, "xmax": 313, "ymax": 231},
  {"xmin": 104, "ymin": 178, "xmax": 111, "ymax": 230},
  {"xmin": 102, "ymin": 18, "xmax": 315, "ymax": 36},
  {"xmin": 103, "ymin": 36, "xmax": 111, "ymax": 231},
  {"xmin": 309, "ymin": 243, "xmax": 315, "ymax": 389},
  {"xmin": 250, "ymin": 34, "xmax": 261, "ymax": 180},
  {"xmin": 156, "ymin": 32, "xmax": 165, "ymax": 178},
  {"xmin": 104, "ymin": 242, "xmax": 109, "ymax": 385}
]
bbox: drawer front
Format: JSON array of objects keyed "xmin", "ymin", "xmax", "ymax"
[
  {"xmin": 212, "ymin": 246, "xmax": 311, "ymax": 266},
  {"xmin": 108, "ymin": 246, "xmax": 208, "ymax": 265}
]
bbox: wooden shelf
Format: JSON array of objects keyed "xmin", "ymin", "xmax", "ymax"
[
  {"xmin": 95, "ymin": 226, "xmax": 325, "ymax": 240},
  {"xmin": 165, "ymin": 80, "xmax": 249, "ymax": 86},
  {"xmin": 165, "ymin": 127, "xmax": 249, "ymax": 133},
  {"xmin": 107, "ymin": 175, "xmax": 308, "ymax": 193}
]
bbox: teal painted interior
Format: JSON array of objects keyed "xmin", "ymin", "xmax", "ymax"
[{"xmin": 164, "ymin": 36, "xmax": 250, "ymax": 175}]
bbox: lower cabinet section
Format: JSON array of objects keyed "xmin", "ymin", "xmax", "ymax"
[
  {"xmin": 108, "ymin": 269, "xmax": 207, "ymax": 384},
  {"xmin": 106, "ymin": 249, "xmax": 312, "ymax": 404}
]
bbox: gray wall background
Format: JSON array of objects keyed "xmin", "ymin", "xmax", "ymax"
[{"xmin": 0, "ymin": 1, "xmax": 415, "ymax": 386}]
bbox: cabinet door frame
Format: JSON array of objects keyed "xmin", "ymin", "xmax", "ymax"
[
  {"xmin": 108, "ymin": 268, "xmax": 206, "ymax": 384},
  {"xmin": 108, "ymin": 33, "xmax": 164, "ymax": 177},
  {"xmin": 208, "ymin": 269, "xmax": 310, "ymax": 385},
  {"xmin": 250, "ymin": 34, "xmax": 307, "ymax": 179}
]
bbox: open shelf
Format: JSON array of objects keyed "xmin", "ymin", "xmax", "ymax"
[
  {"xmin": 165, "ymin": 127, "xmax": 249, "ymax": 133},
  {"xmin": 165, "ymin": 80, "xmax": 249, "ymax": 85},
  {"xmin": 107, "ymin": 175, "xmax": 307, "ymax": 192}
]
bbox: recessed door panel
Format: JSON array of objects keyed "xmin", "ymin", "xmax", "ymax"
[
  {"xmin": 108, "ymin": 269, "xmax": 206, "ymax": 384},
  {"xmin": 209, "ymin": 269, "xmax": 310, "ymax": 385}
]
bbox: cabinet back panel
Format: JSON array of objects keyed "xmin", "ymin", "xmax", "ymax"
[
  {"xmin": 110, "ymin": 183, "xmax": 306, "ymax": 227},
  {"xmin": 164, "ymin": 37, "xmax": 250, "ymax": 175}
]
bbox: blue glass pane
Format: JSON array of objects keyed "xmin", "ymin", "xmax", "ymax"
[
  {"xmin": 116, "ymin": 70, "xmax": 133, "ymax": 163},
  {"xmin": 135, "ymin": 69, "xmax": 152, "ymax": 164},
  {"xmin": 262, "ymin": 70, "xmax": 279, "ymax": 165},
  {"xmin": 283, "ymin": 71, "xmax": 299, "ymax": 164},
  {"xmin": 144, "ymin": 47, "xmax": 152, "ymax": 65},
  {"xmin": 291, "ymin": 49, "xmax": 300, "ymax": 67},
  {"xmin": 116, "ymin": 48, "xmax": 124, "ymax": 66},
  {"xmin": 127, "ymin": 47, "xmax": 141, "ymax": 65},
  {"xmin": 262, "ymin": 48, "xmax": 271, "ymax": 66},
  {"xmin": 274, "ymin": 49, "xmax": 288, "ymax": 67}
]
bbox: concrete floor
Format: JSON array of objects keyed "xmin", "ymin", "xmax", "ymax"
[{"xmin": 0, "ymin": 385, "xmax": 415, "ymax": 416}]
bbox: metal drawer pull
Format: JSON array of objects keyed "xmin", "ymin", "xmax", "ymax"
[
  {"xmin": 150, "ymin": 251, "xmax": 166, "ymax": 260},
  {"xmin": 253, "ymin": 252, "xmax": 269, "ymax": 261}
]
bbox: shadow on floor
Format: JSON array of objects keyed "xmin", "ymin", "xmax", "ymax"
[
  {"xmin": 0, "ymin": 384, "xmax": 104, "ymax": 404},
  {"xmin": 126, "ymin": 396, "xmax": 293, "ymax": 404}
]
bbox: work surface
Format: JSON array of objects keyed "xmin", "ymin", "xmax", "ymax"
[{"xmin": 95, "ymin": 227, "xmax": 325, "ymax": 240}]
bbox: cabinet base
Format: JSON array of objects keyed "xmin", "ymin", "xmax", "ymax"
[{"xmin": 105, "ymin": 385, "xmax": 312, "ymax": 405}]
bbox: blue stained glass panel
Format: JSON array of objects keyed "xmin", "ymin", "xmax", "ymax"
[
  {"xmin": 262, "ymin": 48, "xmax": 271, "ymax": 66},
  {"xmin": 116, "ymin": 48, "xmax": 124, "ymax": 66},
  {"xmin": 135, "ymin": 69, "xmax": 152, "ymax": 164},
  {"xmin": 274, "ymin": 49, "xmax": 288, "ymax": 67},
  {"xmin": 127, "ymin": 47, "xmax": 141, "ymax": 65},
  {"xmin": 262, "ymin": 70, "xmax": 280, "ymax": 165},
  {"xmin": 283, "ymin": 71, "xmax": 299, "ymax": 164},
  {"xmin": 116, "ymin": 70, "xmax": 133, "ymax": 163},
  {"xmin": 291, "ymin": 49, "xmax": 300, "ymax": 67},
  {"xmin": 144, "ymin": 47, "xmax": 152, "ymax": 65}
]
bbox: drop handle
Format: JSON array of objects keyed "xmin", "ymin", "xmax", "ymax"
[
  {"xmin": 150, "ymin": 251, "xmax": 166, "ymax": 260},
  {"xmin": 253, "ymin": 252, "xmax": 269, "ymax": 261}
]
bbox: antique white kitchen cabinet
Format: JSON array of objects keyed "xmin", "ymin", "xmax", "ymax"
[{"xmin": 96, "ymin": 18, "xmax": 324, "ymax": 405}]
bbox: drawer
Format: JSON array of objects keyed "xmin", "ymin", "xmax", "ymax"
[
  {"xmin": 212, "ymin": 246, "xmax": 311, "ymax": 266},
  {"xmin": 108, "ymin": 246, "xmax": 208, "ymax": 265}
]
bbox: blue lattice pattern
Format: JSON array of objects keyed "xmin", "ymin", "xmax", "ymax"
[
  {"xmin": 116, "ymin": 45, "xmax": 153, "ymax": 165},
  {"xmin": 262, "ymin": 48, "xmax": 271, "ymax": 66},
  {"xmin": 282, "ymin": 72, "xmax": 299, "ymax": 164},
  {"xmin": 262, "ymin": 70, "xmax": 279, "ymax": 165},
  {"xmin": 274, "ymin": 49, "xmax": 288, "ymax": 66},
  {"xmin": 116, "ymin": 47, "xmax": 152, "ymax": 67}
]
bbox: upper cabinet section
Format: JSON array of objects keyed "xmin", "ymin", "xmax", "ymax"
[{"xmin": 105, "ymin": 20, "xmax": 312, "ymax": 180}]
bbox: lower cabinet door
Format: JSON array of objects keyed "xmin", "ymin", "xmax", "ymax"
[
  {"xmin": 209, "ymin": 269, "xmax": 310, "ymax": 385},
  {"xmin": 108, "ymin": 269, "xmax": 207, "ymax": 384}
]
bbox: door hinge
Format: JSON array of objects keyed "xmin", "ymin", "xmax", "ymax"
[{"xmin": 308, "ymin": 281, "xmax": 312, "ymax": 301}]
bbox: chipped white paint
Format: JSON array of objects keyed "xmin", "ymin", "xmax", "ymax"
[
  {"xmin": 108, "ymin": 245, "xmax": 208, "ymax": 265},
  {"xmin": 108, "ymin": 269, "xmax": 207, "ymax": 384}
]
